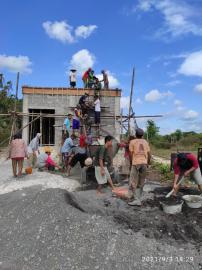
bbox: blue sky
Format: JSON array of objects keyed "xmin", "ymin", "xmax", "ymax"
[{"xmin": 1, "ymin": 0, "xmax": 202, "ymax": 134}]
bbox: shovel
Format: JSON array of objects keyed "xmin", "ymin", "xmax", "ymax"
[{"xmin": 165, "ymin": 176, "xmax": 184, "ymax": 198}]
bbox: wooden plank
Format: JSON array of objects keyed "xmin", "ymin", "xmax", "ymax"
[{"xmin": 22, "ymin": 87, "xmax": 121, "ymax": 97}]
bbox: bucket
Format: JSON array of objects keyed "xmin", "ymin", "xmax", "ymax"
[
  {"xmin": 160, "ymin": 197, "xmax": 184, "ymax": 214},
  {"xmin": 182, "ymin": 195, "xmax": 202, "ymax": 208},
  {"xmin": 25, "ymin": 167, "xmax": 32, "ymax": 174}
]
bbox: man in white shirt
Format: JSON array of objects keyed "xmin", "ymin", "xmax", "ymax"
[
  {"xmin": 69, "ymin": 69, "xmax": 77, "ymax": 88},
  {"xmin": 94, "ymin": 95, "xmax": 101, "ymax": 125}
]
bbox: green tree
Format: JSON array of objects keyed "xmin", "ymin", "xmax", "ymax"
[
  {"xmin": 174, "ymin": 129, "xmax": 182, "ymax": 141},
  {"xmin": 146, "ymin": 120, "xmax": 159, "ymax": 140},
  {"xmin": 0, "ymin": 75, "xmax": 22, "ymax": 145}
]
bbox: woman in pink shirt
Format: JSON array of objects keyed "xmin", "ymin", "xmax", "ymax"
[{"xmin": 8, "ymin": 133, "xmax": 28, "ymax": 177}]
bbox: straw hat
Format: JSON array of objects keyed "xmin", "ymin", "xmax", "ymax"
[{"xmin": 44, "ymin": 146, "xmax": 51, "ymax": 153}]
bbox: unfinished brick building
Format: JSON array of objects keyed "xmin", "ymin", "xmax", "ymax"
[{"xmin": 22, "ymin": 86, "xmax": 121, "ymax": 148}]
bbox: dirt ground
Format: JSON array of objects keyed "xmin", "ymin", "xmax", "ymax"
[{"xmin": 0, "ymin": 156, "xmax": 202, "ymax": 269}]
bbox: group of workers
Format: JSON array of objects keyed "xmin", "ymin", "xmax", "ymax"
[
  {"xmin": 69, "ymin": 68, "xmax": 109, "ymax": 90},
  {"xmin": 7, "ymin": 127, "xmax": 202, "ymax": 203},
  {"xmin": 8, "ymin": 133, "xmax": 62, "ymax": 176},
  {"xmin": 63, "ymin": 93, "xmax": 101, "ymax": 139}
]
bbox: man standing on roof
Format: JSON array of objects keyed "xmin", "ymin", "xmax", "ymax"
[
  {"xmin": 82, "ymin": 68, "xmax": 91, "ymax": 88},
  {"xmin": 88, "ymin": 70, "xmax": 95, "ymax": 88},
  {"xmin": 101, "ymin": 70, "xmax": 109, "ymax": 89},
  {"xmin": 63, "ymin": 112, "xmax": 73, "ymax": 139},
  {"xmin": 128, "ymin": 128, "xmax": 151, "ymax": 206},
  {"xmin": 69, "ymin": 69, "xmax": 77, "ymax": 88},
  {"xmin": 173, "ymin": 153, "xmax": 202, "ymax": 195}
]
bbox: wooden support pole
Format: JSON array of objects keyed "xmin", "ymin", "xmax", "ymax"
[
  {"xmin": 40, "ymin": 110, "xmax": 42, "ymax": 145},
  {"xmin": 120, "ymin": 109, "xmax": 123, "ymax": 139},
  {"xmin": 0, "ymin": 115, "xmax": 42, "ymax": 147},
  {"xmin": 128, "ymin": 67, "xmax": 135, "ymax": 137},
  {"xmin": 13, "ymin": 72, "xmax": 20, "ymax": 135}
]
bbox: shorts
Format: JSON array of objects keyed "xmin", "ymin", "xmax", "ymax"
[
  {"xmin": 70, "ymin": 81, "xmax": 76, "ymax": 88},
  {"xmin": 72, "ymin": 119, "xmax": 80, "ymax": 130},
  {"xmin": 69, "ymin": 153, "xmax": 87, "ymax": 168},
  {"xmin": 11, "ymin": 157, "xmax": 24, "ymax": 161},
  {"xmin": 95, "ymin": 166, "xmax": 111, "ymax": 185},
  {"xmin": 180, "ymin": 168, "xmax": 202, "ymax": 185},
  {"xmin": 62, "ymin": 152, "xmax": 69, "ymax": 163},
  {"xmin": 62, "ymin": 129, "xmax": 70, "ymax": 139},
  {"xmin": 95, "ymin": 111, "xmax": 100, "ymax": 124},
  {"xmin": 129, "ymin": 164, "xmax": 147, "ymax": 191}
]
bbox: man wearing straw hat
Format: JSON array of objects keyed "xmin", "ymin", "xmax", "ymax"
[{"xmin": 37, "ymin": 146, "xmax": 61, "ymax": 171}]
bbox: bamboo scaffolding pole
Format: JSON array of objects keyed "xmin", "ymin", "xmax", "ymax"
[
  {"xmin": 128, "ymin": 67, "xmax": 135, "ymax": 136},
  {"xmin": 0, "ymin": 112, "xmax": 163, "ymax": 119},
  {"xmin": 0, "ymin": 115, "xmax": 41, "ymax": 147}
]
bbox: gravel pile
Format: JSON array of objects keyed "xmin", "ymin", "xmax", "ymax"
[{"xmin": 0, "ymin": 187, "xmax": 201, "ymax": 270}]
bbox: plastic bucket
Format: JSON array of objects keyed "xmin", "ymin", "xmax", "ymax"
[
  {"xmin": 160, "ymin": 201, "xmax": 183, "ymax": 214},
  {"xmin": 25, "ymin": 167, "xmax": 32, "ymax": 174},
  {"xmin": 182, "ymin": 195, "xmax": 202, "ymax": 208}
]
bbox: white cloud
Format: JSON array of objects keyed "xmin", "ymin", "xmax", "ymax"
[
  {"xmin": 70, "ymin": 49, "xmax": 95, "ymax": 74},
  {"xmin": 75, "ymin": 25, "xmax": 97, "ymax": 39},
  {"xmin": 43, "ymin": 21, "xmax": 97, "ymax": 44},
  {"xmin": 186, "ymin": 122, "xmax": 202, "ymax": 132},
  {"xmin": 135, "ymin": 98, "xmax": 142, "ymax": 104},
  {"xmin": 137, "ymin": 0, "xmax": 153, "ymax": 12},
  {"xmin": 0, "ymin": 55, "xmax": 32, "ymax": 74},
  {"xmin": 108, "ymin": 73, "xmax": 119, "ymax": 88},
  {"xmin": 43, "ymin": 21, "xmax": 74, "ymax": 43},
  {"xmin": 166, "ymin": 80, "xmax": 181, "ymax": 86},
  {"xmin": 178, "ymin": 51, "xmax": 202, "ymax": 77},
  {"xmin": 183, "ymin": 110, "xmax": 199, "ymax": 121},
  {"xmin": 176, "ymin": 106, "xmax": 185, "ymax": 112},
  {"xmin": 136, "ymin": 0, "xmax": 202, "ymax": 39},
  {"xmin": 96, "ymin": 71, "xmax": 119, "ymax": 88},
  {"xmin": 195, "ymin": 83, "xmax": 202, "ymax": 93},
  {"xmin": 174, "ymin": 99, "xmax": 185, "ymax": 111},
  {"xmin": 120, "ymin": 96, "xmax": 130, "ymax": 109},
  {"xmin": 145, "ymin": 89, "xmax": 173, "ymax": 102},
  {"xmin": 174, "ymin": 99, "xmax": 182, "ymax": 106}
]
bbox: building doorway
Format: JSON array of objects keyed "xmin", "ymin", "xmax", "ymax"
[{"xmin": 29, "ymin": 109, "xmax": 55, "ymax": 145}]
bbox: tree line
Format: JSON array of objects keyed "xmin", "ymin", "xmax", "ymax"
[{"xmin": 145, "ymin": 120, "xmax": 202, "ymax": 150}]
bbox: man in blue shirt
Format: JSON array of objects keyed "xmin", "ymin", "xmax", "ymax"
[
  {"xmin": 63, "ymin": 112, "xmax": 73, "ymax": 138},
  {"xmin": 61, "ymin": 134, "xmax": 76, "ymax": 168}
]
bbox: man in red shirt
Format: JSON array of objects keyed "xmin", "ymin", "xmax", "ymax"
[
  {"xmin": 173, "ymin": 153, "xmax": 202, "ymax": 195},
  {"xmin": 82, "ymin": 68, "xmax": 91, "ymax": 88}
]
